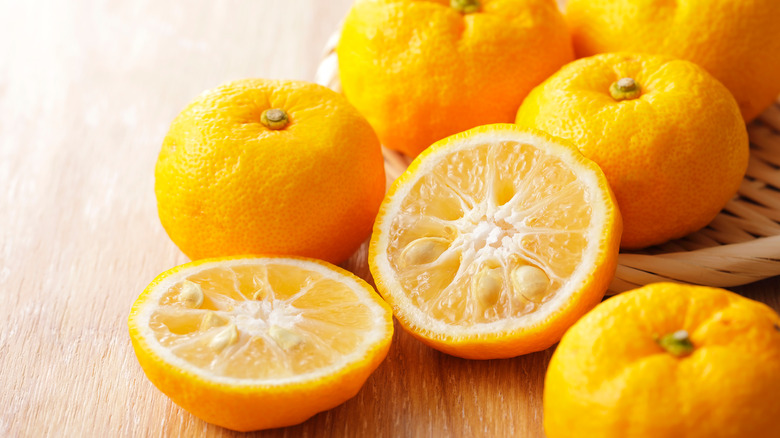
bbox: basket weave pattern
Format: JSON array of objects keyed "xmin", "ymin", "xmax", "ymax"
[{"xmin": 316, "ymin": 34, "xmax": 780, "ymax": 293}]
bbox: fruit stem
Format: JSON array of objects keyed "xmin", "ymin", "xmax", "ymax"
[
  {"xmin": 609, "ymin": 77, "xmax": 642, "ymax": 101},
  {"xmin": 261, "ymin": 109, "xmax": 289, "ymax": 130},
  {"xmin": 451, "ymin": 0, "xmax": 481, "ymax": 14},
  {"xmin": 656, "ymin": 330, "xmax": 694, "ymax": 357}
]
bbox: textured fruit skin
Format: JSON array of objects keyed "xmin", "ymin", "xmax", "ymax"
[
  {"xmin": 128, "ymin": 255, "xmax": 394, "ymax": 432},
  {"xmin": 565, "ymin": 0, "xmax": 780, "ymax": 121},
  {"xmin": 544, "ymin": 283, "xmax": 780, "ymax": 438},
  {"xmin": 369, "ymin": 125, "xmax": 622, "ymax": 359},
  {"xmin": 516, "ymin": 53, "xmax": 749, "ymax": 249},
  {"xmin": 338, "ymin": 0, "xmax": 573, "ymax": 157},
  {"xmin": 155, "ymin": 79, "xmax": 385, "ymax": 263}
]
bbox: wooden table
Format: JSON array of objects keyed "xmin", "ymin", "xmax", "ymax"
[{"xmin": 2, "ymin": 1, "xmax": 778, "ymax": 436}]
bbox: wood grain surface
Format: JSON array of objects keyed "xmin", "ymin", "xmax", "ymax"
[{"xmin": 1, "ymin": 1, "xmax": 778, "ymax": 437}]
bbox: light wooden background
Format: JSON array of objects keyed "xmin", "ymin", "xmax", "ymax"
[{"xmin": 1, "ymin": 1, "xmax": 778, "ymax": 436}]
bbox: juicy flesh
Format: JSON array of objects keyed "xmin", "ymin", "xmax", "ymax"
[
  {"xmin": 387, "ymin": 141, "xmax": 593, "ymax": 325},
  {"xmin": 149, "ymin": 263, "xmax": 375, "ymax": 380}
]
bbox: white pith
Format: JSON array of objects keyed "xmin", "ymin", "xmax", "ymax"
[
  {"xmin": 133, "ymin": 257, "xmax": 390, "ymax": 386},
  {"xmin": 373, "ymin": 129, "xmax": 609, "ymax": 337}
]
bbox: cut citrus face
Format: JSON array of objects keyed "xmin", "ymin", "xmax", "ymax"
[
  {"xmin": 369, "ymin": 124, "xmax": 621, "ymax": 359},
  {"xmin": 128, "ymin": 256, "xmax": 393, "ymax": 431}
]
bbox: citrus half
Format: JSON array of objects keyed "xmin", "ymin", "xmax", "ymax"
[
  {"xmin": 128, "ymin": 256, "xmax": 393, "ymax": 431},
  {"xmin": 369, "ymin": 125, "xmax": 621, "ymax": 359}
]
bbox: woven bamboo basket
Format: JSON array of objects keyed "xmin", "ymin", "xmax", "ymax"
[{"xmin": 316, "ymin": 31, "xmax": 780, "ymax": 294}]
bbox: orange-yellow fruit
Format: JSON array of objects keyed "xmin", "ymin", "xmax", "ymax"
[
  {"xmin": 338, "ymin": 0, "xmax": 573, "ymax": 157},
  {"xmin": 155, "ymin": 79, "xmax": 385, "ymax": 264},
  {"xmin": 544, "ymin": 282, "xmax": 780, "ymax": 438},
  {"xmin": 565, "ymin": 0, "xmax": 780, "ymax": 121},
  {"xmin": 516, "ymin": 53, "xmax": 749, "ymax": 249},
  {"xmin": 128, "ymin": 256, "xmax": 394, "ymax": 431},
  {"xmin": 369, "ymin": 124, "xmax": 621, "ymax": 359}
]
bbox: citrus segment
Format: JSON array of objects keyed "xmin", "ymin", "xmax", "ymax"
[
  {"xmin": 129, "ymin": 256, "xmax": 393, "ymax": 431},
  {"xmin": 369, "ymin": 125, "xmax": 621, "ymax": 359}
]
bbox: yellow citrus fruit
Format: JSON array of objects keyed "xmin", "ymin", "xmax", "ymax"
[
  {"xmin": 544, "ymin": 282, "xmax": 780, "ymax": 438},
  {"xmin": 369, "ymin": 124, "xmax": 621, "ymax": 359},
  {"xmin": 128, "ymin": 256, "xmax": 393, "ymax": 431},
  {"xmin": 565, "ymin": 0, "xmax": 780, "ymax": 121},
  {"xmin": 155, "ymin": 79, "xmax": 385, "ymax": 264},
  {"xmin": 516, "ymin": 53, "xmax": 749, "ymax": 249},
  {"xmin": 338, "ymin": 0, "xmax": 573, "ymax": 157}
]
